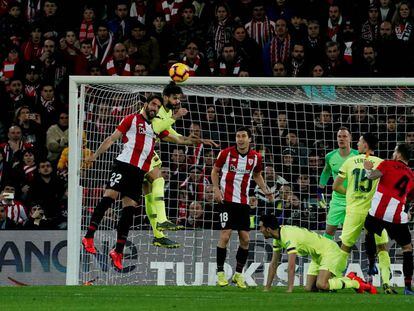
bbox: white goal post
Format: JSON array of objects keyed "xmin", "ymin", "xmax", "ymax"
[{"xmin": 67, "ymin": 76, "xmax": 414, "ymax": 286}]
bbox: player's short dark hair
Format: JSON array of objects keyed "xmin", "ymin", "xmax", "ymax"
[
  {"xmin": 162, "ymin": 81, "xmax": 183, "ymax": 97},
  {"xmin": 260, "ymin": 213, "xmax": 280, "ymax": 230},
  {"xmin": 362, "ymin": 132, "xmax": 378, "ymax": 151},
  {"xmin": 146, "ymin": 94, "xmax": 163, "ymax": 104},
  {"xmin": 396, "ymin": 143, "xmax": 412, "ymax": 161},
  {"xmin": 236, "ymin": 126, "xmax": 252, "ymax": 138}
]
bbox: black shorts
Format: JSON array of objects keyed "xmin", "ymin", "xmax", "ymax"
[
  {"xmin": 106, "ymin": 160, "xmax": 145, "ymax": 202},
  {"xmin": 365, "ymin": 214, "xmax": 412, "ymax": 247},
  {"xmin": 216, "ymin": 201, "xmax": 251, "ymax": 231}
]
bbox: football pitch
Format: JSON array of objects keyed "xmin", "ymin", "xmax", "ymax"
[{"xmin": 1, "ymin": 286, "xmax": 413, "ymax": 311}]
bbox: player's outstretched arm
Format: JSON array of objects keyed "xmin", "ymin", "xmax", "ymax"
[
  {"xmin": 86, "ymin": 130, "xmax": 122, "ymax": 164},
  {"xmin": 264, "ymin": 250, "xmax": 280, "ymax": 292},
  {"xmin": 162, "ymin": 134, "xmax": 219, "ymax": 147},
  {"xmin": 286, "ymin": 253, "xmax": 297, "ymax": 293},
  {"xmin": 253, "ymin": 171, "xmax": 274, "ymax": 202},
  {"xmin": 333, "ymin": 176, "xmax": 346, "ymax": 195}
]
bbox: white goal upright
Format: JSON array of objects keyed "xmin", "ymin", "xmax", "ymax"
[{"xmin": 68, "ymin": 76, "xmax": 414, "ymax": 286}]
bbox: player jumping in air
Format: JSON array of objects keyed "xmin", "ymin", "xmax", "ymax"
[
  {"xmin": 333, "ymin": 133, "xmax": 391, "ymax": 292},
  {"xmin": 212, "ymin": 127, "xmax": 274, "ymax": 288},
  {"xmin": 82, "ymin": 95, "xmax": 208, "ymax": 269},
  {"xmin": 143, "ymin": 81, "xmax": 218, "ymax": 248},
  {"xmin": 364, "ymin": 144, "xmax": 414, "ymax": 295},
  {"xmin": 260, "ymin": 213, "xmax": 377, "ymax": 294},
  {"xmin": 318, "ymin": 127, "xmax": 358, "ymax": 240}
]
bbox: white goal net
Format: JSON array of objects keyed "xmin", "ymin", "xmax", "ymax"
[{"xmin": 67, "ymin": 77, "xmax": 414, "ymax": 286}]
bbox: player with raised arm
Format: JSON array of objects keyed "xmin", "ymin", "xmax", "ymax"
[
  {"xmin": 260, "ymin": 214, "xmax": 376, "ymax": 294},
  {"xmin": 212, "ymin": 127, "xmax": 274, "ymax": 288},
  {"xmin": 81, "ymin": 95, "xmax": 208, "ymax": 269},
  {"xmin": 318, "ymin": 127, "xmax": 358, "ymax": 240},
  {"xmin": 363, "ymin": 143, "xmax": 414, "ymax": 295},
  {"xmin": 143, "ymin": 81, "xmax": 218, "ymax": 248},
  {"xmin": 333, "ymin": 133, "xmax": 391, "ymax": 291}
]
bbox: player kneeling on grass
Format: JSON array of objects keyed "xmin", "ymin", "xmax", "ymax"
[{"xmin": 259, "ymin": 213, "xmax": 377, "ymax": 294}]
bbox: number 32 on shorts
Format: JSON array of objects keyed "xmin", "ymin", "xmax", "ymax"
[{"xmin": 220, "ymin": 212, "xmax": 228, "ymax": 228}]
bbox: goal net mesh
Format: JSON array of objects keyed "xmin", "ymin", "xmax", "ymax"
[{"xmin": 75, "ymin": 82, "xmax": 414, "ymax": 286}]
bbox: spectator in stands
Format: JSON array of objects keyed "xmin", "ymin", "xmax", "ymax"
[
  {"xmin": 170, "ymin": 145, "xmax": 187, "ymax": 183},
  {"xmin": 361, "ymin": 3, "xmax": 381, "ymax": 42},
  {"xmin": 73, "ymin": 40, "xmax": 97, "ymax": 75},
  {"xmin": 180, "ymin": 164, "xmax": 207, "ymax": 201},
  {"xmin": 13, "ymin": 105, "xmax": 44, "ymax": 147},
  {"xmin": 251, "ymin": 107, "xmax": 273, "ymax": 150},
  {"xmin": 24, "ymin": 202, "xmax": 54, "ymax": 229},
  {"xmin": 293, "ymin": 172, "xmax": 311, "ymax": 202},
  {"xmin": 156, "ymin": 0, "xmax": 186, "ymax": 26},
  {"xmin": 255, "ymin": 164, "xmax": 288, "ymax": 206},
  {"xmin": 28, "ymin": 159, "xmax": 65, "ymax": 223},
  {"xmin": 108, "ymin": 1, "xmax": 135, "ymax": 42},
  {"xmin": 13, "ymin": 148, "xmax": 36, "ymax": 201},
  {"xmin": 0, "ymin": 125, "xmax": 33, "ymax": 165},
  {"xmin": 104, "ymin": 43, "xmax": 133, "ymax": 76},
  {"xmin": 379, "ymin": 115, "xmax": 399, "ymax": 158},
  {"xmin": 272, "ymin": 62, "xmax": 287, "ymax": 77},
  {"xmin": 2, "ymin": 78, "xmax": 27, "ymax": 125},
  {"xmin": 0, "ymin": 201, "xmax": 16, "ymax": 229},
  {"xmin": 181, "ymin": 40, "xmax": 209, "ymax": 76},
  {"xmin": 263, "ymin": 18, "xmax": 292, "ymax": 75},
  {"xmin": 392, "ymin": 1, "xmax": 414, "ymax": 43},
  {"xmin": 92, "ymin": 21, "xmax": 114, "ymax": 66},
  {"xmin": 1, "ymin": 183, "xmax": 28, "ymax": 226},
  {"xmin": 310, "ymin": 107, "xmax": 335, "ymax": 150},
  {"xmin": 0, "ymin": 151, "xmax": 11, "ymax": 189},
  {"xmin": 46, "ymin": 111, "xmax": 68, "ymax": 163},
  {"xmin": 245, "ymin": 1, "xmax": 275, "ymax": 49},
  {"xmin": 326, "ymin": 4, "xmax": 343, "ymax": 42},
  {"xmin": 124, "ymin": 21, "xmax": 160, "ymax": 74},
  {"xmin": 289, "ymin": 13, "xmax": 306, "ymax": 42},
  {"xmin": 286, "ymin": 43, "xmax": 308, "ymax": 77},
  {"xmin": 284, "ymin": 130, "xmax": 308, "ymax": 166},
  {"xmin": 78, "ymin": 6, "xmax": 96, "ymax": 43},
  {"xmin": 174, "ymin": 3, "xmax": 205, "ymax": 54},
  {"xmin": 304, "ymin": 20, "xmax": 326, "ymax": 65},
  {"xmin": 0, "ymin": 1, "xmax": 27, "ymax": 48},
  {"xmin": 149, "ymin": 13, "xmax": 174, "ymax": 67},
  {"xmin": 232, "ymin": 25, "xmax": 263, "ymax": 76},
  {"xmin": 216, "ymin": 43, "xmax": 246, "ymax": 76},
  {"xmin": 307, "ymin": 151, "xmax": 323, "ymax": 177},
  {"xmin": 23, "ymin": 63, "xmax": 41, "ymax": 104},
  {"xmin": 36, "ymin": 0, "xmax": 63, "ymax": 39},
  {"xmin": 132, "ymin": 63, "xmax": 149, "ymax": 76},
  {"xmin": 21, "ymin": 25, "xmax": 43, "ymax": 63},
  {"xmin": 324, "ymin": 41, "xmax": 350, "ymax": 77},
  {"xmin": 206, "ymin": 2, "xmax": 235, "ymax": 63},
  {"xmin": 180, "ymin": 200, "xmax": 205, "ymax": 229},
  {"xmin": 201, "ymin": 105, "xmax": 220, "ymax": 141},
  {"xmin": 357, "ymin": 44, "xmax": 381, "ymax": 77},
  {"xmin": 379, "ymin": 0, "xmax": 395, "ymax": 22},
  {"xmin": 186, "ymin": 122, "xmax": 204, "ymax": 166},
  {"xmin": 341, "ymin": 19, "xmax": 358, "ymax": 66},
  {"xmin": 34, "ymin": 83, "xmax": 61, "ymax": 129},
  {"xmin": 346, "ymin": 105, "xmax": 377, "ymax": 140}
]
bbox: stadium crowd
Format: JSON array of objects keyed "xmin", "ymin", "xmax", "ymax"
[{"xmin": 0, "ymin": 0, "xmax": 414, "ymax": 231}]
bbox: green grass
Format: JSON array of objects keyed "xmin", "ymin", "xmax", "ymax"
[{"xmin": 1, "ymin": 286, "xmax": 413, "ymax": 311}]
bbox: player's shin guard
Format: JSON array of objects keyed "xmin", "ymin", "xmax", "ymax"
[
  {"xmin": 235, "ymin": 247, "xmax": 249, "ymax": 273},
  {"xmin": 378, "ymin": 250, "xmax": 391, "ymax": 285},
  {"xmin": 145, "ymin": 193, "xmax": 164, "ymax": 239},
  {"xmin": 328, "ymin": 277, "xmax": 358, "ymax": 290},
  {"xmin": 365, "ymin": 232, "xmax": 377, "ymax": 271},
  {"xmin": 85, "ymin": 197, "xmax": 114, "ymax": 238},
  {"xmin": 403, "ymin": 251, "xmax": 413, "ymax": 290},
  {"xmin": 115, "ymin": 205, "xmax": 135, "ymax": 254},
  {"xmin": 217, "ymin": 246, "xmax": 227, "ymax": 272},
  {"xmin": 152, "ymin": 177, "xmax": 168, "ymax": 223}
]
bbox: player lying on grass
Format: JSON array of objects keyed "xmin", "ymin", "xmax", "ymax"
[
  {"xmin": 259, "ymin": 213, "xmax": 377, "ymax": 294},
  {"xmin": 363, "ymin": 143, "xmax": 414, "ymax": 295}
]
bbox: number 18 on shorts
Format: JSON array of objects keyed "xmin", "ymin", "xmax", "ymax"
[{"xmin": 217, "ymin": 202, "xmax": 251, "ymax": 231}]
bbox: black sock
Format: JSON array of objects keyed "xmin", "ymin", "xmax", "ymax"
[
  {"xmin": 365, "ymin": 232, "xmax": 377, "ymax": 269},
  {"xmin": 115, "ymin": 206, "xmax": 135, "ymax": 253},
  {"xmin": 216, "ymin": 247, "xmax": 227, "ymax": 272},
  {"xmin": 236, "ymin": 247, "xmax": 249, "ymax": 273},
  {"xmin": 403, "ymin": 251, "xmax": 413, "ymax": 290},
  {"xmin": 85, "ymin": 197, "xmax": 114, "ymax": 238}
]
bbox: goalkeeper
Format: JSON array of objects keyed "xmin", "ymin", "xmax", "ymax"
[
  {"xmin": 260, "ymin": 213, "xmax": 376, "ymax": 294},
  {"xmin": 143, "ymin": 82, "xmax": 218, "ymax": 248},
  {"xmin": 318, "ymin": 127, "xmax": 358, "ymax": 240}
]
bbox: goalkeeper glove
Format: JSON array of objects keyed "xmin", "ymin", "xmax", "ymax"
[{"xmin": 317, "ymin": 188, "xmax": 327, "ymax": 209}]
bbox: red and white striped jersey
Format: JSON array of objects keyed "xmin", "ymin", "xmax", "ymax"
[
  {"xmin": 369, "ymin": 160, "xmax": 414, "ymax": 224},
  {"xmin": 3, "ymin": 200, "xmax": 28, "ymax": 224},
  {"xmin": 214, "ymin": 146, "xmax": 263, "ymax": 205},
  {"xmin": 116, "ymin": 113, "xmax": 169, "ymax": 172}
]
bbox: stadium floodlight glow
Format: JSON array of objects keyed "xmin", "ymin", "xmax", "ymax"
[{"xmin": 68, "ymin": 76, "xmax": 414, "ymax": 286}]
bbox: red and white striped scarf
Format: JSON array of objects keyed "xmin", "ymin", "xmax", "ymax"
[
  {"xmin": 4, "ymin": 200, "xmax": 27, "ymax": 224},
  {"xmin": 182, "ymin": 55, "xmax": 201, "ymax": 76},
  {"xmin": 92, "ymin": 33, "xmax": 114, "ymax": 65},
  {"xmin": 246, "ymin": 17, "xmax": 274, "ymax": 48},
  {"xmin": 0, "ymin": 60, "xmax": 17, "ymax": 79},
  {"xmin": 327, "ymin": 16, "xmax": 342, "ymax": 41},
  {"xmin": 79, "ymin": 20, "xmax": 95, "ymax": 42},
  {"xmin": 395, "ymin": 22, "xmax": 413, "ymax": 41},
  {"xmin": 24, "ymin": 164, "xmax": 37, "ymax": 182},
  {"xmin": 106, "ymin": 57, "xmax": 132, "ymax": 76},
  {"xmin": 270, "ymin": 34, "xmax": 291, "ymax": 66},
  {"xmin": 40, "ymin": 96, "xmax": 55, "ymax": 112},
  {"xmin": 26, "ymin": 0, "xmax": 41, "ymax": 23},
  {"xmin": 130, "ymin": 1, "xmax": 146, "ymax": 24},
  {"xmin": 25, "ymin": 84, "xmax": 38, "ymax": 98},
  {"xmin": 162, "ymin": 0, "xmax": 183, "ymax": 23},
  {"xmin": 343, "ymin": 41, "xmax": 353, "ymax": 64},
  {"xmin": 219, "ymin": 59, "xmax": 241, "ymax": 76}
]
